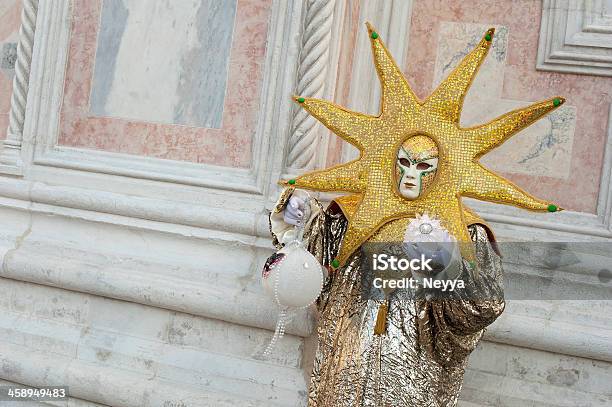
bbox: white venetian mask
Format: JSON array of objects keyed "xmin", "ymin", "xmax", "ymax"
[{"xmin": 396, "ymin": 138, "xmax": 439, "ymax": 200}]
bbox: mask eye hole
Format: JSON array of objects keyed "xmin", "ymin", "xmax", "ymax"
[
  {"xmin": 399, "ymin": 158, "xmax": 411, "ymax": 167},
  {"xmin": 416, "ymin": 162, "xmax": 432, "ymax": 171}
]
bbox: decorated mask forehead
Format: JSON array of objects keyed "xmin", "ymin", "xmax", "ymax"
[{"xmin": 399, "ymin": 135, "xmax": 439, "ymax": 162}]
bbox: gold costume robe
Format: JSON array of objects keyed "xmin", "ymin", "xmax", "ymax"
[{"xmin": 270, "ymin": 194, "xmax": 505, "ymax": 407}]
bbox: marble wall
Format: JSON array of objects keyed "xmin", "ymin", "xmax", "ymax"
[
  {"xmin": 59, "ymin": 0, "xmax": 271, "ymax": 167},
  {"xmin": 90, "ymin": 0, "xmax": 237, "ymax": 129},
  {"xmin": 0, "ymin": 0, "xmax": 22, "ymax": 140}
]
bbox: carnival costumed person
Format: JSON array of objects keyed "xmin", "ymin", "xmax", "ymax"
[{"xmin": 267, "ymin": 23, "xmax": 564, "ymax": 406}]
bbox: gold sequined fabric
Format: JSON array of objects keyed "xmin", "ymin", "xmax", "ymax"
[
  {"xmin": 281, "ymin": 23, "xmax": 563, "ymax": 267},
  {"xmin": 271, "ymin": 204, "xmax": 505, "ymax": 407},
  {"xmin": 402, "ymin": 135, "xmax": 439, "ymax": 161}
]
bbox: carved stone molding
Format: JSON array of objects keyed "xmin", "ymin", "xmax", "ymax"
[
  {"xmin": 285, "ymin": 0, "xmax": 415, "ymax": 173},
  {"xmin": 537, "ymin": 0, "xmax": 612, "ymax": 76},
  {"xmin": 0, "ymin": 0, "xmax": 39, "ymax": 176},
  {"xmin": 285, "ymin": 0, "xmax": 336, "ymax": 170}
]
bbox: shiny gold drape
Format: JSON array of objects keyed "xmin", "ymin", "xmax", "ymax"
[{"xmin": 271, "ymin": 198, "xmax": 504, "ymax": 406}]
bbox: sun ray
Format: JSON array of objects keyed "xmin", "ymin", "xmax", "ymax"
[
  {"xmin": 424, "ymin": 28, "xmax": 495, "ymax": 123},
  {"xmin": 466, "ymin": 97, "xmax": 565, "ymax": 156},
  {"xmin": 461, "ymin": 163, "xmax": 558, "ymax": 211},
  {"xmin": 294, "ymin": 97, "xmax": 378, "ymax": 150},
  {"xmin": 287, "ymin": 160, "xmax": 366, "ymax": 193},
  {"xmin": 365, "ymin": 22, "xmax": 420, "ymax": 115}
]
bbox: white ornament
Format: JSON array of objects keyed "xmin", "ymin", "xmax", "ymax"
[
  {"xmin": 419, "ymin": 222, "xmax": 433, "ymax": 235},
  {"xmin": 405, "ymin": 212, "xmax": 455, "ymax": 243},
  {"xmin": 262, "ymin": 240, "xmax": 324, "ymax": 308},
  {"xmin": 257, "ymin": 193, "xmax": 324, "ymax": 358}
]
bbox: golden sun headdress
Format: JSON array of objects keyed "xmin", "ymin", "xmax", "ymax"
[{"xmin": 281, "ymin": 23, "xmax": 564, "ymax": 268}]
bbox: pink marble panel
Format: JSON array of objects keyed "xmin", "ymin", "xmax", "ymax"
[
  {"xmin": 403, "ymin": 0, "xmax": 612, "ymax": 213},
  {"xmin": 59, "ymin": 0, "xmax": 271, "ymax": 168},
  {"xmin": 0, "ymin": 0, "xmax": 22, "ymax": 140}
]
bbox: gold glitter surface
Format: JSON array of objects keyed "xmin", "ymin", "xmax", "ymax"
[
  {"xmin": 419, "ymin": 171, "xmax": 437, "ymax": 195},
  {"xmin": 402, "ymin": 134, "xmax": 438, "ymax": 161},
  {"xmin": 281, "ymin": 23, "xmax": 564, "ymax": 266}
]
